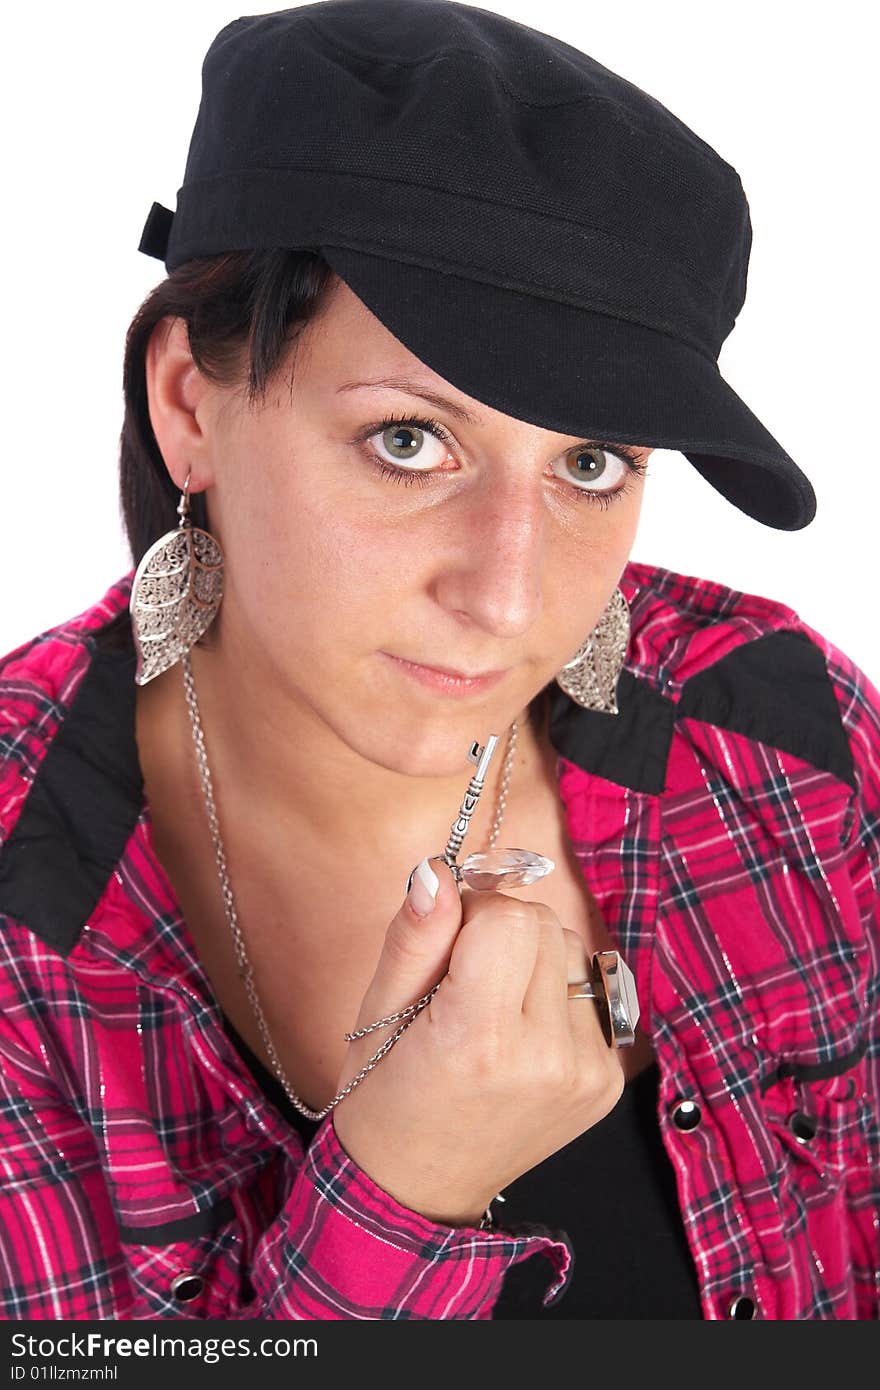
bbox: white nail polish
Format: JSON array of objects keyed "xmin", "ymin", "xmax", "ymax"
[{"xmin": 408, "ymin": 856, "xmax": 439, "ymax": 917}]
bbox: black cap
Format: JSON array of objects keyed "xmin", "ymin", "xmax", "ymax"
[{"xmin": 139, "ymin": 0, "xmax": 815, "ymax": 530}]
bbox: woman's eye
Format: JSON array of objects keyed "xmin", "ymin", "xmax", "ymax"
[
  {"xmin": 555, "ymin": 446, "xmax": 629, "ymax": 493},
  {"xmin": 369, "ymin": 420, "xmax": 449, "ymax": 469}
]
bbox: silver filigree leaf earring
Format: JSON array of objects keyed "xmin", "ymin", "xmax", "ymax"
[
  {"xmin": 554, "ymin": 587, "xmax": 630, "ymax": 713},
  {"xmin": 129, "ymin": 468, "xmax": 224, "ymax": 686}
]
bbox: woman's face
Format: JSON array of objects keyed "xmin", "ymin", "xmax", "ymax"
[{"xmin": 165, "ymin": 273, "xmax": 651, "ymax": 778}]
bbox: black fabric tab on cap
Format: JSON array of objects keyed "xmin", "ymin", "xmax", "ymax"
[{"xmin": 138, "ymin": 201, "xmax": 174, "ymax": 261}]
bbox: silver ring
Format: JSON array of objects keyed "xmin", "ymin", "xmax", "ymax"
[
  {"xmin": 567, "ymin": 979, "xmax": 598, "ymax": 1000},
  {"xmin": 567, "ymin": 950, "xmax": 640, "ymax": 1049}
]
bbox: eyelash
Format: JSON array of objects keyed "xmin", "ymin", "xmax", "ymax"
[{"xmin": 355, "ymin": 413, "xmax": 648, "ymax": 507}]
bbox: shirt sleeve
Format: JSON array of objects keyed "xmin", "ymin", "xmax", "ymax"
[
  {"xmin": 0, "ymin": 917, "xmax": 573, "ymax": 1320},
  {"xmin": 233, "ymin": 1114, "xmax": 573, "ymax": 1320}
]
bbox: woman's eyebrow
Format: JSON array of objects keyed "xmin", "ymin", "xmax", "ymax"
[
  {"xmin": 336, "ymin": 375, "xmax": 482, "ymax": 426},
  {"xmin": 335, "ymin": 376, "xmax": 642, "ymax": 455}
]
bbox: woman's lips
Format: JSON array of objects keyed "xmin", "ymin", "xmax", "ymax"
[{"xmin": 381, "ymin": 652, "xmax": 508, "ymax": 696}]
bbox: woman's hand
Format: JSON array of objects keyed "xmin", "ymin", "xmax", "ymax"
[{"xmin": 331, "ymin": 856, "xmax": 625, "ymax": 1227}]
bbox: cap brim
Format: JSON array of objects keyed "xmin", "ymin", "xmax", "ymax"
[{"xmin": 321, "ymin": 246, "xmax": 815, "ymax": 531}]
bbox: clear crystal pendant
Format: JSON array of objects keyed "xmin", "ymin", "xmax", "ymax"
[{"xmin": 455, "ymin": 848, "xmax": 555, "ymax": 891}]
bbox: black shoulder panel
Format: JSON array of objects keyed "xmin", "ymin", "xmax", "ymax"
[
  {"xmin": 547, "ymin": 670, "xmax": 676, "ymax": 794},
  {"xmin": 0, "ymin": 619, "xmax": 142, "ymax": 958},
  {"xmin": 677, "ymin": 629, "xmax": 855, "ymax": 789}
]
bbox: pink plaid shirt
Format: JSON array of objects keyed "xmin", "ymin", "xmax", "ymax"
[{"xmin": 0, "ymin": 562, "xmax": 877, "ymax": 1320}]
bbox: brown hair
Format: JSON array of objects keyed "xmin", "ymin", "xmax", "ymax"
[{"xmin": 119, "ymin": 248, "xmax": 334, "ymax": 566}]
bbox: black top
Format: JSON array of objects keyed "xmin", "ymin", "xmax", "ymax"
[{"xmin": 220, "ymin": 1011, "xmax": 704, "ymax": 1319}]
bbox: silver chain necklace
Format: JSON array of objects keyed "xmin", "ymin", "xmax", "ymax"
[{"xmin": 180, "ymin": 650, "xmax": 518, "ymax": 1122}]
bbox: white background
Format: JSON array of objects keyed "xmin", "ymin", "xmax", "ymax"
[{"xmin": 2, "ymin": 0, "xmax": 877, "ymax": 681}]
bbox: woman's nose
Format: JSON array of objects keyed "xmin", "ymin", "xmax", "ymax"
[{"xmin": 431, "ymin": 478, "xmax": 547, "ymax": 638}]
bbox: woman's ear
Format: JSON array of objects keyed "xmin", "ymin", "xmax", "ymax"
[{"xmin": 144, "ymin": 316, "xmax": 216, "ymax": 494}]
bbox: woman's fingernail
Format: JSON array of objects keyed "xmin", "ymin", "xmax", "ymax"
[{"xmin": 407, "ymin": 856, "xmax": 439, "ymax": 917}]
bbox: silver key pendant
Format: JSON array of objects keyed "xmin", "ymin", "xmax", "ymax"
[{"xmin": 440, "ymin": 736, "xmax": 555, "ymax": 891}]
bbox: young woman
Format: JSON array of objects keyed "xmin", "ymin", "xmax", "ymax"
[{"xmin": 0, "ymin": 1, "xmax": 876, "ymax": 1320}]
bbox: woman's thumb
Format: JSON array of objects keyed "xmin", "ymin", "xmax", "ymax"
[{"xmin": 348, "ymin": 856, "xmax": 462, "ymax": 1038}]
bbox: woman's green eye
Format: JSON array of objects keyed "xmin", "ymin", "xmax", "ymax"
[
  {"xmin": 567, "ymin": 447, "xmax": 606, "ymax": 486},
  {"xmin": 362, "ymin": 415, "xmax": 453, "ymax": 469},
  {"xmin": 382, "ymin": 423, "xmax": 426, "ymax": 460},
  {"xmin": 559, "ymin": 447, "xmax": 626, "ymax": 492},
  {"xmin": 570, "ymin": 448, "xmax": 607, "ymax": 481}
]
